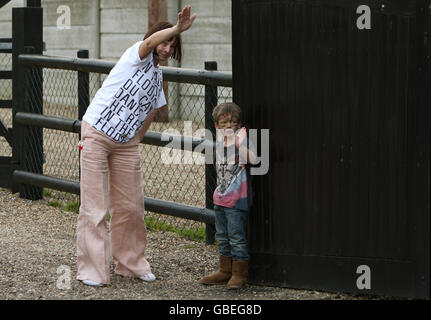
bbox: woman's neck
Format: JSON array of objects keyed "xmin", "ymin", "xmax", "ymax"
[{"xmin": 153, "ymin": 55, "xmax": 159, "ymax": 66}]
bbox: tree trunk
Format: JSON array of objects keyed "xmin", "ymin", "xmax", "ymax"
[{"xmin": 148, "ymin": 0, "xmax": 170, "ymax": 122}]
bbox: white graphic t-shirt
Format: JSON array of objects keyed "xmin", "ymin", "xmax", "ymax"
[{"xmin": 83, "ymin": 41, "xmax": 166, "ymax": 143}]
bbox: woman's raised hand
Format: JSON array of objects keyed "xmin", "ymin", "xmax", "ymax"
[{"xmin": 176, "ymin": 5, "xmax": 196, "ymax": 33}]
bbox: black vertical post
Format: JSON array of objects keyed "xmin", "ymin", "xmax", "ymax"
[
  {"xmin": 77, "ymin": 49, "xmax": 89, "ymax": 183},
  {"xmin": 26, "ymin": 0, "xmax": 41, "ymax": 7},
  {"xmin": 12, "ymin": 7, "xmax": 43, "ymax": 199},
  {"xmin": 77, "ymin": 50, "xmax": 89, "ymax": 122},
  {"xmin": 23, "ymin": 46, "xmax": 43, "ymax": 200},
  {"xmin": 205, "ymin": 61, "xmax": 218, "ymax": 244}
]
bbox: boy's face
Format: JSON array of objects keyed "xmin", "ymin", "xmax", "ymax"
[{"xmin": 215, "ymin": 113, "xmax": 241, "ymax": 136}]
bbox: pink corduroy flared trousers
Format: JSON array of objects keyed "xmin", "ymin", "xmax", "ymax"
[{"xmin": 76, "ymin": 120, "xmax": 151, "ymax": 284}]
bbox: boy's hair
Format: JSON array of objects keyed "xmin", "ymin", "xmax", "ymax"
[
  {"xmin": 144, "ymin": 22, "xmax": 182, "ymax": 62},
  {"xmin": 212, "ymin": 102, "xmax": 242, "ymax": 123}
]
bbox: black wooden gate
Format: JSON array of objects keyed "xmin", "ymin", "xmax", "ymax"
[
  {"xmin": 0, "ymin": 0, "xmax": 41, "ymax": 191},
  {"xmin": 233, "ymin": 0, "xmax": 430, "ymax": 298}
]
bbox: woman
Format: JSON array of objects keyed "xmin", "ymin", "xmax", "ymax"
[{"xmin": 76, "ymin": 6, "xmax": 196, "ymax": 286}]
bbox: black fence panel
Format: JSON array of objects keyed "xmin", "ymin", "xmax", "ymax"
[
  {"xmin": 233, "ymin": 0, "xmax": 430, "ymax": 298},
  {"xmin": 11, "ymin": 7, "xmax": 43, "ymax": 199}
]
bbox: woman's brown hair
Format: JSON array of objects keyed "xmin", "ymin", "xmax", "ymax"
[{"xmin": 144, "ymin": 21, "xmax": 182, "ymax": 62}]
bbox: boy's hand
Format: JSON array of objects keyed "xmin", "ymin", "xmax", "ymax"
[
  {"xmin": 176, "ymin": 5, "xmax": 196, "ymax": 33},
  {"xmin": 235, "ymin": 127, "xmax": 247, "ymax": 148}
]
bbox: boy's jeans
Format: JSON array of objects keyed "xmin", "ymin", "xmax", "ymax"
[{"xmin": 214, "ymin": 205, "xmax": 249, "ymax": 261}]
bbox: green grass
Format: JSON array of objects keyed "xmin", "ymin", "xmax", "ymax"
[
  {"xmin": 43, "ymin": 190, "xmax": 52, "ymax": 197},
  {"xmin": 183, "ymin": 244, "xmax": 199, "ymax": 249},
  {"xmin": 104, "ymin": 214, "xmax": 204, "ymax": 242},
  {"xmin": 64, "ymin": 201, "xmax": 80, "ymax": 213},
  {"xmin": 47, "ymin": 199, "xmax": 80, "ymax": 213},
  {"xmin": 47, "ymin": 200, "xmax": 61, "ymax": 207},
  {"xmin": 144, "ymin": 216, "xmax": 206, "ymax": 243}
]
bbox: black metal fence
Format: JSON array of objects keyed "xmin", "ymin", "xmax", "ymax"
[{"xmin": 0, "ymin": 7, "xmax": 233, "ymax": 244}]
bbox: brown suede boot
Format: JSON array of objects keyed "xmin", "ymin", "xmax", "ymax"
[
  {"xmin": 200, "ymin": 255, "xmax": 232, "ymax": 285},
  {"xmin": 226, "ymin": 260, "xmax": 248, "ymax": 289}
]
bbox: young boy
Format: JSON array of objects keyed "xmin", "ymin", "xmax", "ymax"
[{"xmin": 200, "ymin": 102, "xmax": 256, "ymax": 289}]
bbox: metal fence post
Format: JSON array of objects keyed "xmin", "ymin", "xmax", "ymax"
[
  {"xmin": 27, "ymin": 0, "xmax": 41, "ymax": 7},
  {"xmin": 77, "ymin": 49, "xmax": 89, "ymax": 185},
  {"xmin": 204, "ymin": 61, "xmax": 218, "ymax": 244},
  {"xmin": 20, "ymin": 46, "xmax": 43, "ymax": 200},
  {"xmin": 77, "ymin": 50, "xmax": 89, "ymax": 122},
  {"xmin": 11, "ymin": 7, "xmax": 43, "ymax": 200}
]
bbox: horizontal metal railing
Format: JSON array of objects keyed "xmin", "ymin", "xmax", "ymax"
[
  {"xmin": 18, "ymin": 54, "xmax": 232, "ymax": 87},
  {"xmin": 14, "ymin": 112, "xmax": 213, "ymax": 152}
]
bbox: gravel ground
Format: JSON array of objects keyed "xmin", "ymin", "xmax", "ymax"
[{"xmin": 0, "ymin": 187, "xmax": 395, "ymax": 301}]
